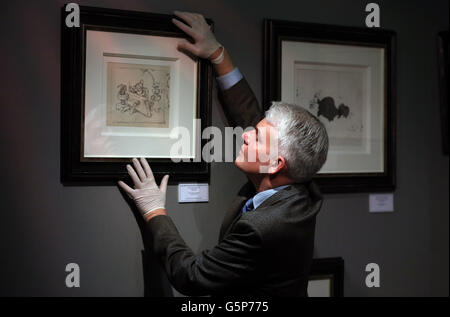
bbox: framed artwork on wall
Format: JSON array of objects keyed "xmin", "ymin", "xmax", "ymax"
[
  {"xmin": 264, "ymin": 19, "xmax": 396, "ymax": 193},
  {"xmin": 437, "ymin": 31, "xmax": 448, "ymax": 155},
  {"xmin": 61, "ymin": 5, "xmax": 213, "ymax": 184},
  {"xmin": 308, "ymin": 257, "xmax": 344, "ymax": 297}
]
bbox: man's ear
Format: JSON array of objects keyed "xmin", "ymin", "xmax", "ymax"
[{"xmin": 267, "ymin": 155, "xmax": 287, "ymax": 174}]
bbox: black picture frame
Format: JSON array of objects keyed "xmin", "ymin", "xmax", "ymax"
[
  {"xmin": 61, "ymin": 5, "xmax": 213, "ymax": 185},
  {"xmin": 308, "ymin": 257, "xmax": 344, "ymax": 297},
  {"xmin": 263, "ymin": 19, "xmax": 396, "ymax": 193},
  {"xmin": 437, "ymin": 31, "xmax": 449, "ymax": 155}
]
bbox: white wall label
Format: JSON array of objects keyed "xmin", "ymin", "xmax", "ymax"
[
  {"xmin": 178, "ymin": 183, "xmax": 209, "ymax": 203},
  {"xmin": 369, "ymin": 194, "xmax": 394, "ymax": 212}
]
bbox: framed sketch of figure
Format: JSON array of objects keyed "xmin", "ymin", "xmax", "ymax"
[
  {"xmin": 61, "ymin": 5, "xmax": 213, "ymax": 184},
  {"xmin": 106, "ymin": 62, "xmax": 171, "ymax": 129},
  {"xmin": 264, "ymin": 19, "xmax": 396, "ymax": 193}
]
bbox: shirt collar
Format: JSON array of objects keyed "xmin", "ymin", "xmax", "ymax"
[{"xmin": 252, "ymin": 185, "xmax": 290, "ymax": 210}]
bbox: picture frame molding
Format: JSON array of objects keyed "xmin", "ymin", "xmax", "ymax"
[{"xmin": 437, "ymin": 31, "xmax": 449, "ymax": 155}]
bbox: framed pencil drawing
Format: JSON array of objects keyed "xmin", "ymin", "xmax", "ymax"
[
  {"xmin": 264, "ymin": 19, "xmax": 396, "ymax": 193},
  {"xmin": 61, "ymin": 5, "xmax": 213, "ymax": 184},
  {"xmin": 105, "ymin": 61, "xmax": 171, "ymax": 129}
]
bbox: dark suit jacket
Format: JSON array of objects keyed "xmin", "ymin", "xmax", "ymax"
[{"xmin": 146, "ymin": 78, "xmax": 323, "ymax": 297}]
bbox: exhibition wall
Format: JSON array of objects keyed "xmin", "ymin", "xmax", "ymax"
[{"xmin": 0, "ymin": 0, "xmax": 448, "ymax": 296}]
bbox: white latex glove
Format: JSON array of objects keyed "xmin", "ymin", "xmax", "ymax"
[
  {"xmin": 172, "ymin": 11, "xmax": 221, "ymax": 59},
  {"xmin": 118, "ymin": 158, "xmax": 169, "ymax": 218}
]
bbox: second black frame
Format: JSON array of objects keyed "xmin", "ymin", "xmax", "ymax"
[{"xmin": 264, "ymin": 19, "xmax": 396, "ymax": 193}]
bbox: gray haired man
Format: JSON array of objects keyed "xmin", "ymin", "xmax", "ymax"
[{"xmin": 119, "ymin": 11, "xmax": 329, "ymax": 296}]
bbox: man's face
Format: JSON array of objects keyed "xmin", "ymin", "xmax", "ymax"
[{"xmin": 235, "ymin": 118, "xmax": 279, "ymax": 174}]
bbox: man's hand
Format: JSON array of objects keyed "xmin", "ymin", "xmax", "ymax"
[
  {"xmin": 118, "ymin": 158, "xmax": 169, "ymax": 222},
  {"xmin": 172, "ymin": 11, "xmax": 221, "ymax": 59}
]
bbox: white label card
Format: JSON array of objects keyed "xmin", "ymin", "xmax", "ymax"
[
  {"xmin": 178, "ymin": 184, "xmax": 209, "ymax": 203},
  {"xmin": 369, "ymin": 194, "xmax": 394, "ymax": 213}
]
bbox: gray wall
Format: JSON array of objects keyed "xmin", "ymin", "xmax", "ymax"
[{"xmin": 0, "ymin": 0, "xmax": 448, "ymax": 296}]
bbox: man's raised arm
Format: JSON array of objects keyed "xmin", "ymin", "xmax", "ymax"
[{"xmin": 172, "ymin": 11, "xmax": 263, "ymax": 128}]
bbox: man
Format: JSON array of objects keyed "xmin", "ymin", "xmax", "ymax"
[{"xmin": 118, "ymin": 11, "xmax": 329, "ymax": 297}]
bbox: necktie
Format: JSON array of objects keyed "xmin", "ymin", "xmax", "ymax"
[{"xmin": 241, "ymin": 197, "xmax": 254, "ymax": 213}]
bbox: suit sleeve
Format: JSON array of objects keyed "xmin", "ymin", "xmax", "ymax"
[
  {"xmin": 146, "ymin": 215, "xmax": 262, "ymax": 296},
  {"xmin": 218, "ymin": 77, "xmax": 264, "ymax": 129}
]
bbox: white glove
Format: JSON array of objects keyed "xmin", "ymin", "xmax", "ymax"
[
  {"xmin": 172, "ymin": 11, "xmax": 222, "ymax": 59},
  {"xmin": 118, "ymin": 158, "xmax": 169, "ymax": 218}
]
